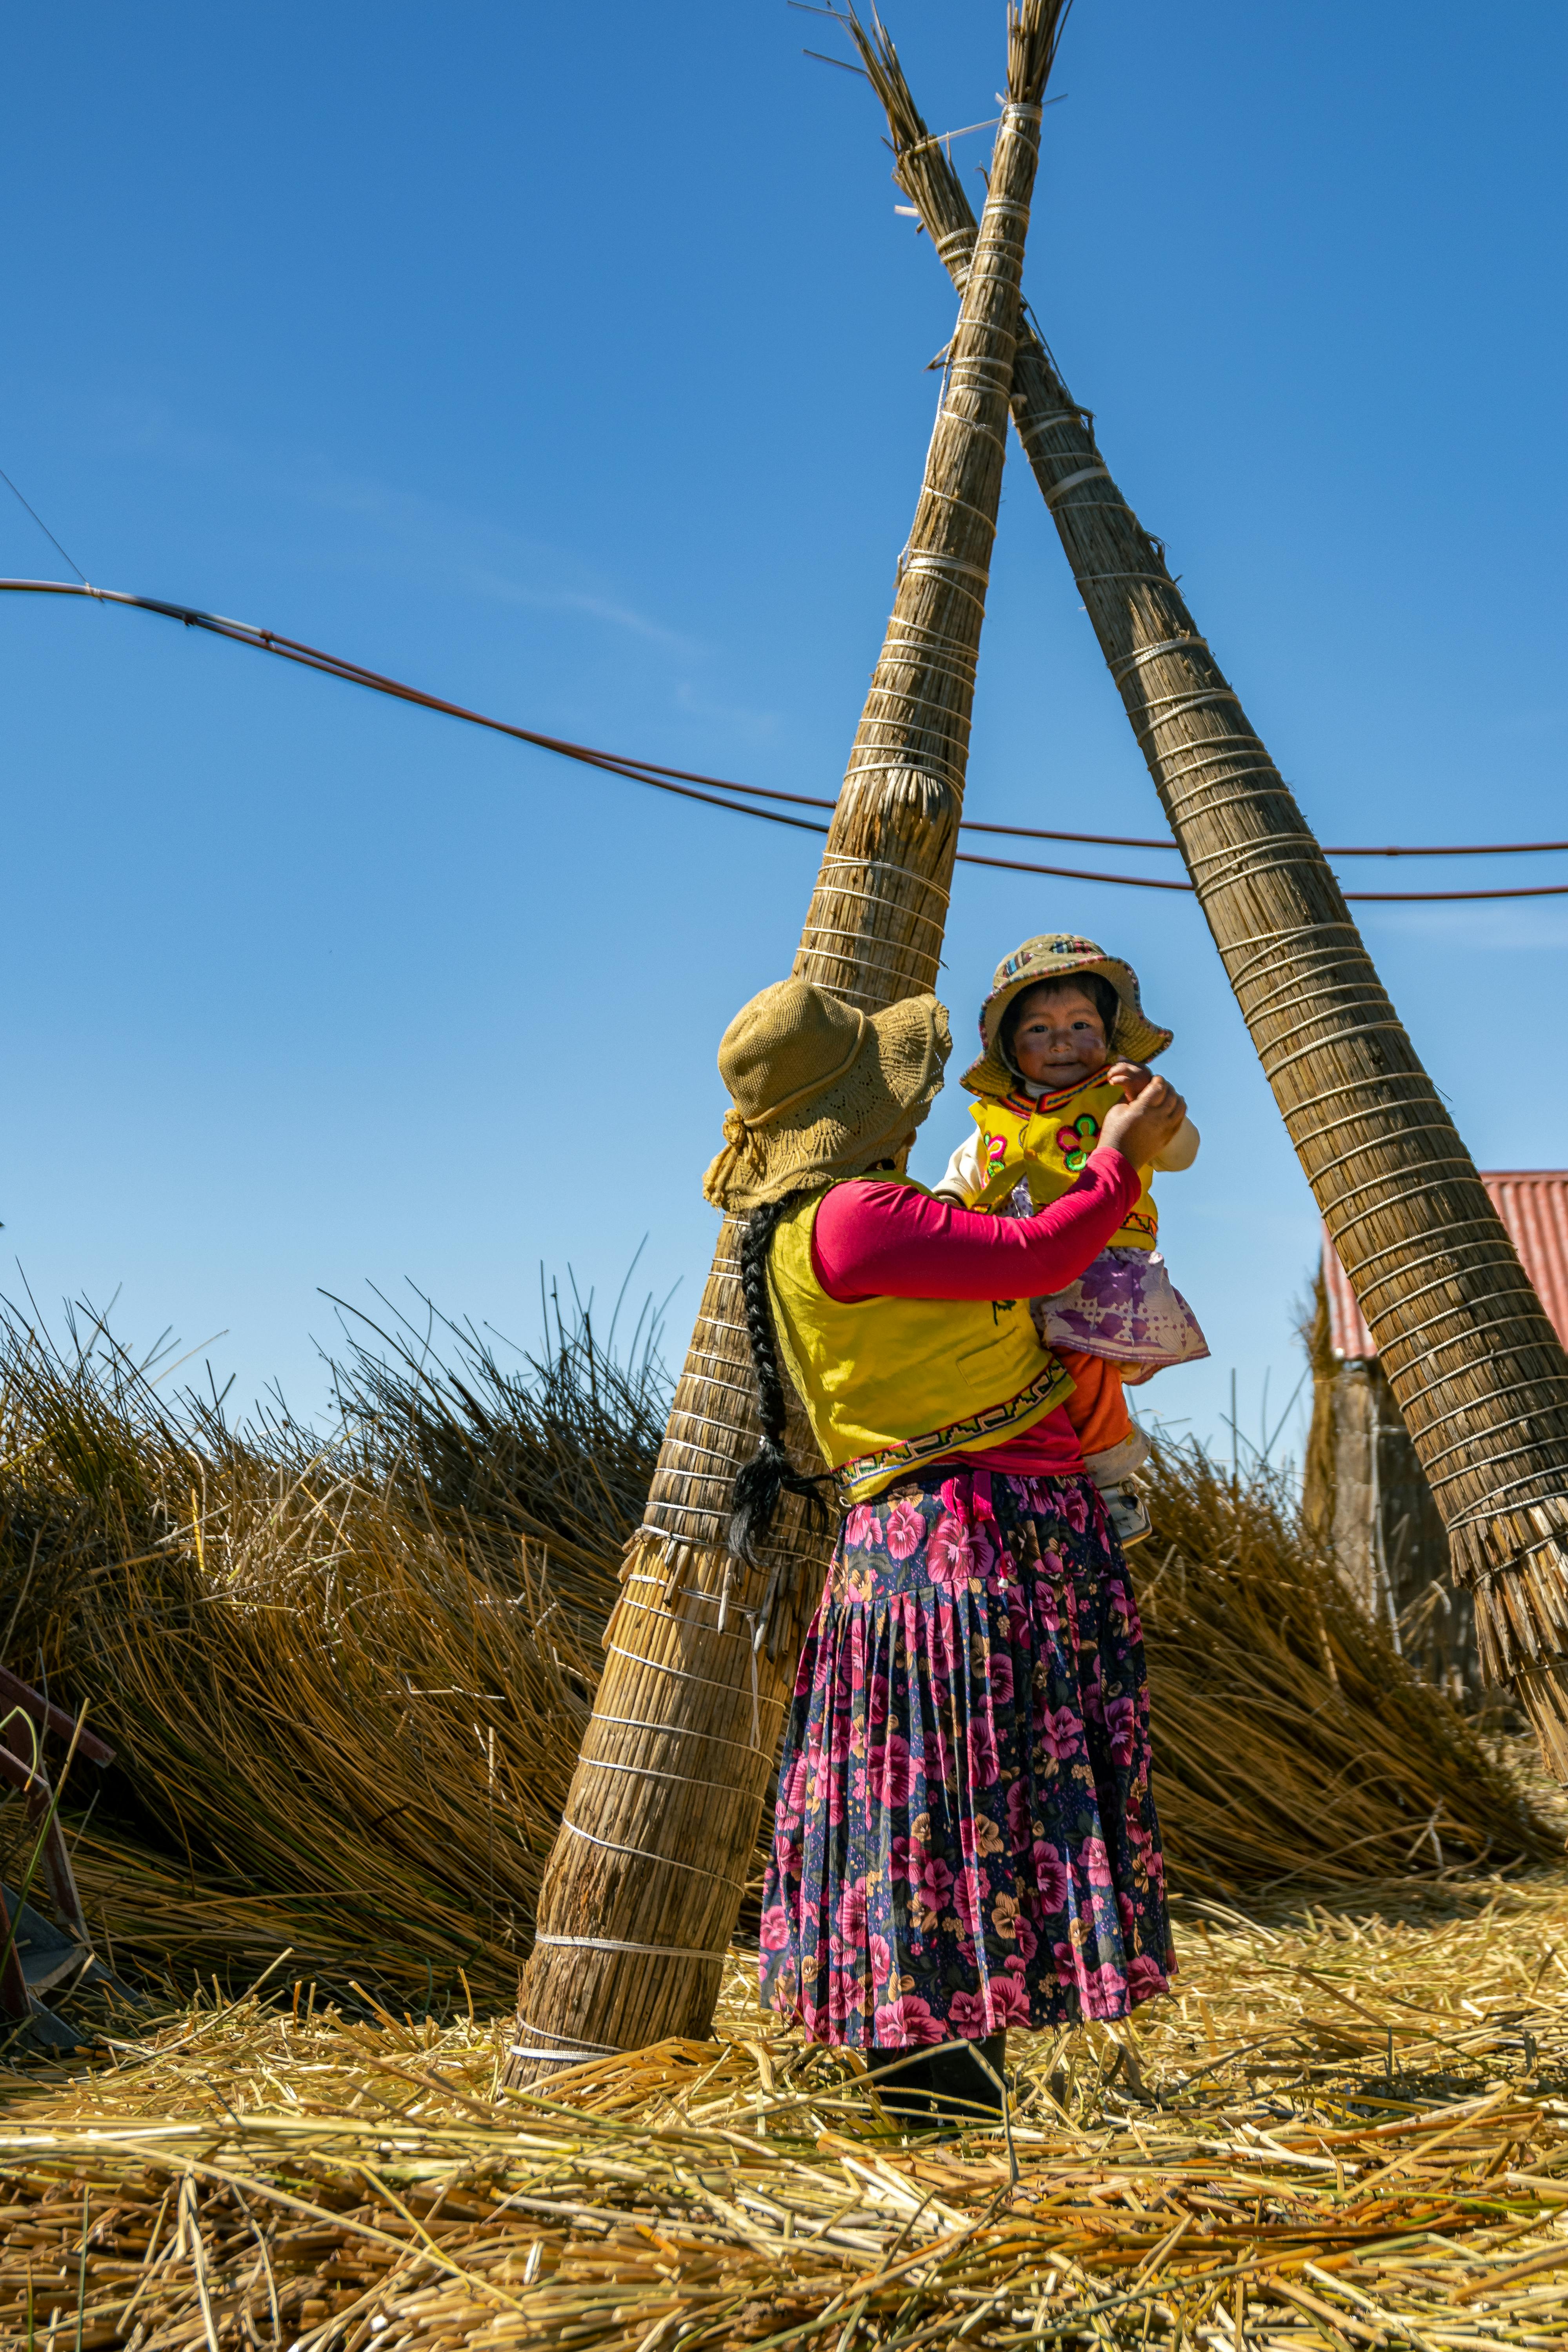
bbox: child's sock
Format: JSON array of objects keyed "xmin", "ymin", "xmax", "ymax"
[{"xmin": 1082, "ymin": 1428, "xmax": 1151, "ymax": 1489}]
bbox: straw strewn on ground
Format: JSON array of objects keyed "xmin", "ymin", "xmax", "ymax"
[{"xmin": 7, "ymin": 1867, "xmax": 1568, "ymax": 2348}]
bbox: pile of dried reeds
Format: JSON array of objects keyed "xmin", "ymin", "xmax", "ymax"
[
  {"xmin": 0, "ymin": 1288, "xmax": 1553, "ymax": 2014},
  {"xmin": 7, "ymin": 1870, "xmax": 1568, "ymax": 2349},
  {"xmin": 1135, "ymin": 1439, "xmax": 1554, "ymax": 1892},
  {"xmin": 0, "ymin": 1292, "xmax": 656, "ymax": 2006}
]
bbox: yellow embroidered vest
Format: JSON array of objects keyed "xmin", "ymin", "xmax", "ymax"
[
  {"xmin": 766, "ymin": 1177, "xmax": 1075, "ymax": 1504},
  {"xmin": 968, "ymin": 1080, "xmax": 1158, "ymax": 1250}
]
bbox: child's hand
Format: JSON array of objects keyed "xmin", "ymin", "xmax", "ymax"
[
  {"xmin": 1101, "ymin": 1075, "xmax": 1188, "ymax": 1169},
  {"xmin": 1104, "ymin": 1059, "xmax": 1155, "ymax": 1099}
]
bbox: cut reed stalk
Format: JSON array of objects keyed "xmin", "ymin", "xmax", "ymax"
[
  {"xmin": 1, "ymin": 1292, "xmax": 1551, "ymax": 2006},
  {"xmin": 505, "ymin": 0, "xmax": 1075, "ymax": 2086},
  {"xmin": 854, "ymin": 14, "xmax": 1568, "ymax": 1776}
]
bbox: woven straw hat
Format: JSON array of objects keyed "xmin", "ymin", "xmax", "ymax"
[
  {"xmin": 961, "ymin": 932, "xmax": 1173, "ymax": 1099},
  {"xmin": 704, "ymin": 980, "xmax": 951, "ymax": 1215}
]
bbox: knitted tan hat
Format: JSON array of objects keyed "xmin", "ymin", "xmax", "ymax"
[
  {"xmin": 961, "ymin": 932, "xmax": 1172, "ymax": 1099},
  {"xmin": 704, "ymin": 980, "xmax": 951, "ymax": 1215}
]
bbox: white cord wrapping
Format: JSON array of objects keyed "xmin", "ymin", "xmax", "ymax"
[{"xmin": 533, "ymin": 1934, "xmax": 728, "ymax": 1961}]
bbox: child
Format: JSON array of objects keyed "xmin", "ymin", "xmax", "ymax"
[{"xmin": 934, "ymin": 933, "xmax": 1207, "ymax": 1545}]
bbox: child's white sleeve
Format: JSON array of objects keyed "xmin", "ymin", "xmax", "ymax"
[
  {"xmin": 931, "ymin": 1130, "xmax": 987, "ymax": 1204},
  {"xmin": 1153, "ymin": 1116, "xmax": 1200, "ymax": 1173}
]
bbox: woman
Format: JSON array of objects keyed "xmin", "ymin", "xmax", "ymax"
[{"xmin": 704, "ymin": 978, "xmax": 1185, "ymax": 2123}]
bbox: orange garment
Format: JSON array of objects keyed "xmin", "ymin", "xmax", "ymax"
[{"xmin": 1057, "ymin": 1348, "xmax": 1133, "ymax": 1459}]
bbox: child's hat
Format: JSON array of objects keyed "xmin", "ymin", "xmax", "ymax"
[
  {"xmin": 962, "ymin": 933, "xmax": 1173, "ymax": 1098},
  {"xmin": 704, "ymin": 979, "xmax": 951, "ymax": 1214}
]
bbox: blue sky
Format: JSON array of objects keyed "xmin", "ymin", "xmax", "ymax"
[{"xmin": 3, "ymin": 2, "xmax": 1565, "ymax": 1464}]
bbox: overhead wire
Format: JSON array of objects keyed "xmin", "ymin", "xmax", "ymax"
[
  {"xmin": 0, "ymin": 477, "xmax": 89, "ymax": 587},
  {"xmin": 3, "ymin": 575, "xmax": 1567, "ymax": 903}
]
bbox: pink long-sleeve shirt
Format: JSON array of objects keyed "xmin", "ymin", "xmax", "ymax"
[{"xmin": 810, "ymin": 1146, "xmax": 1142, "ymax": 1477}]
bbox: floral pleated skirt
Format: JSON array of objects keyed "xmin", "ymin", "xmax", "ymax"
[{"xmin": 759, "ymin": 1464, "xmax": 1174, "ymax": 2048}]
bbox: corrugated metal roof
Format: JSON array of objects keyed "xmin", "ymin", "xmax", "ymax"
[
  {"xmin": 1323, "ymin": 1171, "xmax": 1568, "ymax": 1358},
  {"xmin": 1484, "ymin": 1172, "xmax": 1568, "ymax": 1346}
]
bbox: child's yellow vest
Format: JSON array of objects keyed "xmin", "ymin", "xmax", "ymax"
[
  {"xmin": 767, "ymin": 1179, "xmax": 1075, "ymax": 1503},
  {"xmin": 968, "ymin": 1080, "xmax": 1158, "ymax": 1249}
]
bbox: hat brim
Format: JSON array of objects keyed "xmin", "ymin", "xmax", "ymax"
[
  {"xmin": 961, "ymin": 952, "xmax": 1172, "ymax": 1099},
  {"xmin": 706, "ymin": 995, "xmax": 951, "ymax": 1215}
]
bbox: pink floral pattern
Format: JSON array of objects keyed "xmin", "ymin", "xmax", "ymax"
[{"xmin": 759, "ymin": 1466, "xmax": 1174, "ymax": 2046}]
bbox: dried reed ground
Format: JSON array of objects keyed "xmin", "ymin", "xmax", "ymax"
[{"xmin": 6, "ymin": 1858, "xmax": 1568, "ymax": 2348}]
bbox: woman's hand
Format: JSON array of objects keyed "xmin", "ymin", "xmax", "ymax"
[{"xmin": 1101, "ymin": 1074, "xmax": 1187, "ymax": 1168}]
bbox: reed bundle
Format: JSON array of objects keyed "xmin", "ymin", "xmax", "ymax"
[
  {"xmin": 506, "ymin": 0, "xmax": 1075, "ymax": 2086},
  {"xmin": 8, "ymin": 1874, "xmax": 1568, "ymax": 2350},
  {"xmin": 851, "ymin": 16, "xmax": 1568, "ymax": 1779}
]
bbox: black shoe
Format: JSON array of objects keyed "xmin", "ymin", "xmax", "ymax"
[
  {"xmin": 924, "ymin": 2032, "xmax": 1007, "ymax": 2125},
  {"xmin": 871, "ymin": 2035, "xmax": 1006, "ymax": 2130},
  {"xmin": 870, "ymin": 2045, "xmax": 940, "ymax": 2123}
]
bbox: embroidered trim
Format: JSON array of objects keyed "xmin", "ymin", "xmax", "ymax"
[
  {"xmin": 837, "ymin": 1360, "xmax": 1073, "ymax": 1500},
  {"xmin": 1001, "ymin": 1078, "xmax": 1099, "ymax": 1117}
]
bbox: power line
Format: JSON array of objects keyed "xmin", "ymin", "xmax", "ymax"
[
  {"xmin": 0, "ymin": 477, "xmax": 89, "ymax": 586},
  {"xmin": 958, "ymin": 815, "xmax": 1568, "ymax": 859},
  {"xmin": 4, "ymin": 575, "xmax": 1567, "ymax": 904}
]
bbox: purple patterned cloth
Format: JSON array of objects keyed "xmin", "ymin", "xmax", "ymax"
[
  {"xmin": 758, "ymin": 1465, "xmax": 1175, "ymax": 2048},
  {"xmin": 1034, "ymin": 1245, "xmax": 1209, "ymax": 1384}
]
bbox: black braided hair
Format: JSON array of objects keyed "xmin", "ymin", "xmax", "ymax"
[{"xmin": 728, "ymin": 1188, "xmax": 831, "ymax": 1569}]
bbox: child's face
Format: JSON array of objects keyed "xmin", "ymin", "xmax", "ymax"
[{"xmin": 1009, "ymin": 984, "xmax": 1108, "ymax": 1090}]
